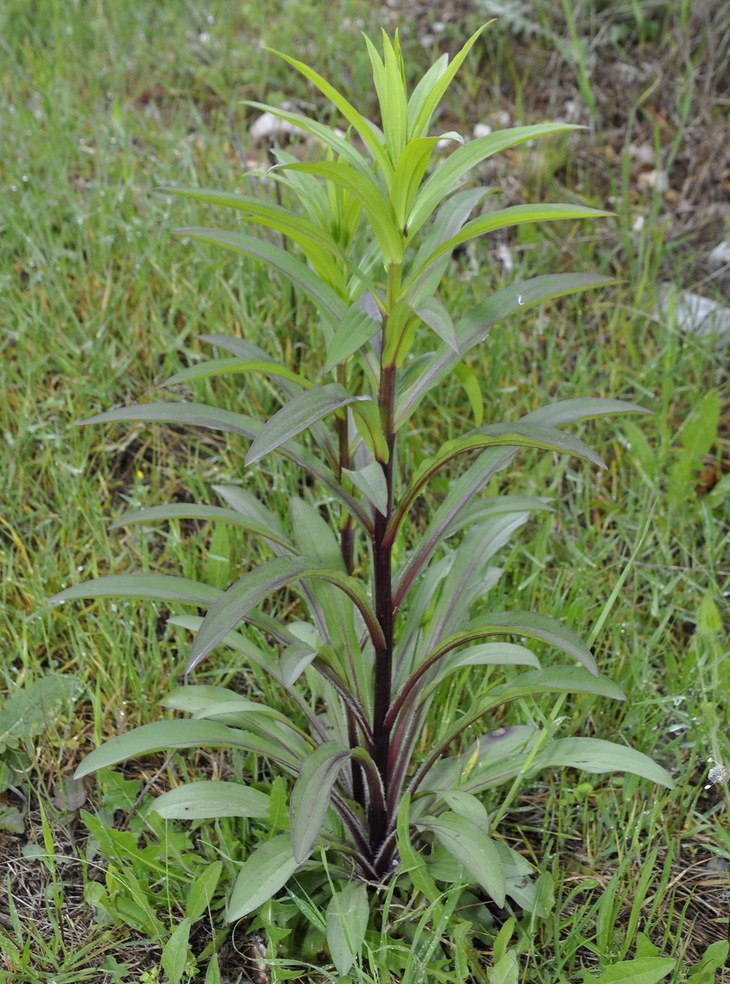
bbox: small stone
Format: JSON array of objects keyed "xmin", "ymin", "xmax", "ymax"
[{"xmin": 473, "ymin": 122, "xmax": 492, "ymax": 139}]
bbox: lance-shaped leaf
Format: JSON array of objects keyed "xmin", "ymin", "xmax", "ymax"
[
  {"xmin": 79, "ymin": 400, "xmax": 258, "ymax": 439},
  {"xmin": 343, "ymin": 462, "xmax": 389, "ymax": 516},
  {"xmin": 408, "ymin": 123, "xmax": 582, "ymax": 235},
  {"xmin": 186, "ymin": 555, "xmax": 385, "ymax": 672},
  {"xmin": 162, "ymin": 187, "xmax": 338, "ymax": 253},
  {"xmin": 422, "ymin": 724, "xmax": 537, "ymax": 794},
  {"xmin": 389, "ymin": 137, "xmax": 438, "ymax": 230},
  {"xmin": 326, "ymin": 881, "xmax": 370, "ymax": 977},
  {"xmin": 527, "ymin": 737, "xmax": 674, "ymax": 788},
  {"xmin": 396, "ymin": 274, "xmax": 618, "ymax": 427},
  {"xmin": 280, "ymin": 160, "xmax": 403, "ymax": 264},
  {"xmin": 245, "ymin": 383, "xmax": 369, "ymax": 467},
  {"xmin": 407, "ymin": 23, "xmax": 488, "ymax": 139},
  {"xmin": 417, "ymin": 812, "xmax": 506, "ymax": 907},
  {"xmin": 76, "ymin": 399, "xmax": 370, "ymax": 531},
  {"xmin": 73, "ymin": 719, "xmax": 285, "ymax": 780},
  {"xmin": 409, "ymin": 668, "xmax": 625, "ymax": 798},
  {"xmin": 172, "ymin": 228, "xmax": 346, "ymax": 339},
  {"xmin": 110, "ymin": 503, "xmax": 296, "ymax": 553},
  {"xmin": 413, "ymin": 296, "xmax": 458, "ymax": 352},
  {"xmin": 394, "ymin": 396, "xmax": 647, "ymax": 605},
  {"xmin": 290, "ymin": 742, "xmax": 352, "ymax": 862},
  {"xmin": 212, "ymin": 484, "xmax": 288, "ymax": 540},
  {"xmin": 160, "ymin": 357, "xmax": 312, "ymax": 391},
  {"xmin": 50, "ymin": 573, "xmax": 221, "ymax": 607},
  {"xmin": 405, "ymin": 203, "xmax": 611, "ymax": 291},
  {"xmin": 404, "ymin": 186, "xmax": 490, "ymax": 308},
  {"xmin": 425, "ymin": 612, "xmax": 599, "ymax": 675},
  {"xmin": 389, "ymin": 423, "xmax": 605, "ymax": 543},
  {"xmin": 323, "ymin": 302, "xmax": 382, "ymax": 374},
  {"xmin": 151, "ymin": 781, "xmax": 270, "ymax": 820},
  {"xmin": 226, "ymin": 834, "xmax": 301, "ymax": 921},
  {"xmin": 268, "ymin": 49, "xmax": 394, "ymax": 180},
  {"xmin": 413, "ymin": 643, "xmax": 541, "ymax": 710},
  {"xmin": 244, "ymin": 101, "xmax": 373, "ymax": 175},
  {"xmin": 521, "ymin": 396, "xmax": 652, "ymax": 427},
  {"xmin": 365, "ymin": 31, "xmax": 408, "ymax": 162}
]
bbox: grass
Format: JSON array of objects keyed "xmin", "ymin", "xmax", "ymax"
[{"xmin": 1, "ymin": 0, "xmax": 728, "ymax": 980}]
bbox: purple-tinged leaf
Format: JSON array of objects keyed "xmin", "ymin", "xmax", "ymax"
[
  {"xmin": 290, "ymin": 742, "xmax": 351, "ymax": 862},
  {"xmin": 186, "ymin": 556, "xmax": 385, "ymax": 672},
  {"xmin": 50, "ymin": 573, "xmax": 221, "ymax": 607},
  {"xmin": 110, "ymin": 503, "xmax": 296, "ymax": 552},
  {"xmin": 160, "ymin": 357, "xmax": 311, "ymax": 391},
  {"xmin": 73, "ymin": 720, "xmax": 278, "ymax": 780},
  {"xmin": 432, "ymin": 612, "xmax": 598, "ymax": 674},
  {"xmin": 245, "ymin": 383, "xmax": 368, "ymax": 466},
  {"xmin": 396, "ymin": 274, "xmax": 617, "ymax": 427},
  {"xmin": 343, "ymin": 462, "xmax": 388, "ymax": 517},
  {"xmin": 390, "ymin": 423, "xmax": 604, "ymax": 546},
  {"xmin": 521, "ymin": 397, "xmax": 652, "ymax": 427}
]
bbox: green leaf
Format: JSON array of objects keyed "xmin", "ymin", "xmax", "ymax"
[
  {"xmin": 529, "ymin": 738, "xmax": 674, "ymax": 788},
  {"xmin": 245, "ymin": 383, "xmax": 367, "ymax": 466},
  {"xmin": 281, "ymin": 160, "xmax": 403, "ymax": 263},
  {"xmin": 444, "ymin": 642, "xmax": 541, "ymax": 674},
  {"xmin": 406, "ymin": 203, "xmax": 611, "ymax": 289},
  {"xmin": 678, "ymin": 390, "xmax": 720, "ymax": 458},
  {"xmin": 396, "ymin": 794, "xmax": 442, "ymax": 905},
  {"xmin": 323, "ymin": 302, "xmax": 381, "ymax": 373},
  {"xmin": 226, "ymin": 834, "xmax": 300, "ymax": 921},
  {"xmin": 0, "ymin": 675, "xmax": 81, "ymax": 754},
  {"xmin": 396, "ymin": 275, "xmax": 619, "ymax": 427},
  {"xmin": 172, "ymin": 228, "xmax": 346, "ymax": 338},
  {"xmin": 161, "ymin": 917, "xmax": 191, "ymax": 984},
  {"xmin": 343, "ymin": 462, "xmax": 389, "ymax": 516},
  {"xmin": 522, "ymin": 397, "xmax": 652, "ymax": 428},
  {"xmin": 407, "ymin": 24, "xmax": 489, "ymax": 139},
  {"xmin": 389, "ymin": 137, "xmax": 437, "ymax": 229},
  {"xmin": 488, "ymin": 951, "xmax": 520, "ymax": 984},
  {"xmin": 482, "ymin": 666, "xmax": 625, "ymax": 705},
  {"xmin": 326, "ymin": 881, "xmax": 370, "ymax": 976},
  {"xmin": 365, "ymin": 32, "xmax": 408, "ymax": 164},
  {"xmin": 352, "ymin": 400, "xmax": 390, "ymax": 463},
  {"xmin": 244, "ymin": 100, "xmax": 372, "ymax": 176},
  {"xmin": 186, "ymin": 861, "xmax": 223, "ymax": 922},
  {"xmin": 686, "ymin": 941, "xmax": 729, "ymax": 984},
  {"xmin": 160, "ymin": 357, "xmax": 312, "ymax": 391},
  {"xmin": 268, "ymin": 50, "xmax": 393, "ymax": 178},
  {"xmin": 290, "ymin": 497, "xmax": 346, "ymax": 571},
  {"xmin": 586, "ymin": 957, "xmax": 676, "ymax": 984},
  {"xmin": 409, "ymin": 123, "xmax": 581, "ymax": 234},
  {"xmin": 290, "ymin": 742, "xmax": 351, "ymax": 862},
  {"xmin": 418, "ymin": 812, "xmax": 506, "ymax": 907},
  {"xmin": 186, "ymin": 556, "xmax": 385, "ymax": 672},
  {"xmin": 162, "ymin": 186, "xmax": 338, "ymax": 251},
  {"xmin": 73, "ymin": 720, "xmax": 277, "ymax": 780},
  {"xmin": 392, "ymin": 423, "xmax": 605, "ymax": 540},
  {"xmin": 50, "ymin": 573, "xmax": 221, "ymax": 607},
  {"xmin": 151, "ymin": 781, "xmax": 270, "ymax": 820},
  {"xmin": 111, "ymin": 503, "xmax": 296, "ymax": 552},
  {"xmin": 453, "ymin": 362, "xmax": 483, "ymax": 425},
  {"xmin": 204, "ymin": 954, "xmax": 222, "ymax": 984},
  {"xmin": 413, "ymin": 295, "xmax": 458, "ymax": 351}
]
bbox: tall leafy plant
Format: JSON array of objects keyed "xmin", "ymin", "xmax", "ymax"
[{"xmin": 52, "ymin": 25, "xmax": 671, "ymax": 946}]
